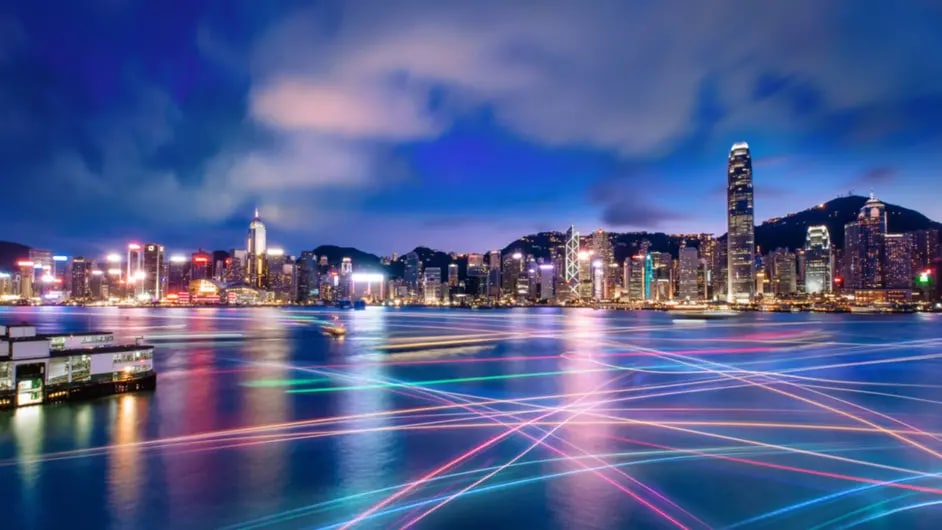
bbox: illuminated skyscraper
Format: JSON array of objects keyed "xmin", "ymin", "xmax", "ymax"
[
  {"xmin": 70, "ymin": 257, "xmax": 92, "ymax": 300},
  {"xmin": 678, "ymin": 246, "xmax": 699, "ymax": 301},
  {"xmin": 297, "ymin": 251, "xmax": 317, "ymax": 303},
  {"xmin": 404, "ymin": 252, "xmax": 421, "ymax": 296},
  {"xmin": 338, "ymin": 257, "xmax": 353, "ymax": 298},
  {"xmin": 126, "ymin": 243, "xmax": 143, "ymax": 299},
  {"xmin": 167, "ymin": 255, "xmax": 188, "ymax": 294},
  {"xmin": 539, "ymin": 263, "xmax": 555, "ymax": 301},
  {"xmin": 592, "ymin": 229, "xmax": 613, "ymax": 295},
  {"xmin": 423, "ymin": 268, "xmax": 442, "ymax": 303},
  {"xmin": 844, "ymin": 194, "xmax": 887, "ymax": 290},
  {"xmin": 227, "ymin": 249, "xmax": 247, "ymax": 283},
  {"xmin": 804, "ymin": 225, "xmax": 832, "ymax": 294},
  {"xmin": 447, "ymin": 263, "xmax": 458, "ymax": 287},
  {"xmin": 466, "ymin": 253, "xmax": 486, "ymax": 297},
  {"xmin": 142, "ymin": 243, "xmax": 164, "ymax": 301},
  {"xmin": 564, "ymin": 226, "xmax": 580, "ymax": 299},
  {"xmin": 726, "ymin": 142, "xmax": 755, "ymax": 302},
  {"xmin": 651, "ymin": 252, "xmax": 672, "ymax": 301},
  {"xmin": 502, "ymin": 251, "xmax": 525, "ymax": 296},
  {"xmin": 884, "ymin": 233, "xmax": 913, "ymax": 289},
  {"xmin": 771, "ymin": 249, "xmax": 797, "ymax": 297},
  {"xmin": 910, "ymin": 229, "xmax": 940, "ymax": 275},
  {"xmin": 191, "ymin": 250, "xmax": 211, "ymax": 280},
  {"xmin": 626, "ymin": 255, "xmax": 646, "ymax": 301},
  {"xmin": 487, "ymin": 250, "xmax": 501, "ymax": 299},
  {"xmin": 247, "ymin": 209, "xmax": 267, "ymax": 288},
  {"xmin": 589, "ymin": 259, "xmax": 603, "ymax": 300}
]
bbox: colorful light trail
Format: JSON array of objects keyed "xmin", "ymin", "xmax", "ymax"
[{"xmin": 5, "ymin": 307, "xmax": 942, "ymax": 529}]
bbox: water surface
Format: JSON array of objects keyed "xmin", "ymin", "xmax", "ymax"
[{"xmin": 2, "ymin": 307, "xmax": 942, "ymax": 529}]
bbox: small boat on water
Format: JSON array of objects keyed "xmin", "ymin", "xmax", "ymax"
[
  {"xmin": 321, "ymin": 315, "xmax": 347, "ymax": 337},
  {"xmin": 667, "ymin": 304, "xmax": 740, "ymax": 321},
  {"xmin": 848, "ymin": 305, "xmax": 884, "ymax": 314},
  {"xmin": 322, "ymin": 325, "xmax": 346, "ymax": 337}
]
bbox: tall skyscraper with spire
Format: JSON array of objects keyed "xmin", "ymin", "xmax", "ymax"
[
  {"xmin": 564, "ymin": 226, "xmax": 580, "ymax": 300},
  {"xmin": 726, "ymin": 142, "xmax": 756, "ymax": 303},
  {"xmin": 247, "ymin": 208, "xmax": 267, "ymax": 288}
]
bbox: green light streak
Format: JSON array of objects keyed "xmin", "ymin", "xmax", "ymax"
[
  {"xmin": 807, "ymin": 493, "xmax": 914, "ymax": 530},
  {"xmin": 242, "ymin": 378, "xmax": 331, "ymax": 388},
  {"xmin": 285, "ymin": 367, "xmax": 630, "ymax": 394}
]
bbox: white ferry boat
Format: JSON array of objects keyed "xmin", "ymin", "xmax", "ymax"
[{"xmin": 0, "ymin": 324, "xmax": 155, "ymax": 410}]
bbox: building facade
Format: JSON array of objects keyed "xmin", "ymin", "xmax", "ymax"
[
  {"xmin": 726, "ymin": 142, "xmax": 756, "ymax": 303},
  {"xmin": 844, "ymin": 194, "xmax": 887, "ymax": 290},
  {"xmin": 678, "ymin": 246, "xmax": 699, "ymax": 301},
  {"xmin": 246, "ymin": 209, "xmax": 267, "ymax": 289},
  {"xmin": 804, "ymin": 225, "xmax": 832, "ymax": 294}
]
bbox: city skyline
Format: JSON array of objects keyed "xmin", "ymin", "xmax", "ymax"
[
  {"xmin": 2, "ymin": 2, "xmax": 941, "ymax": 255},
  {"xmin": 2, "ymin": 187, "xmax": 939, "ymax": 261}
]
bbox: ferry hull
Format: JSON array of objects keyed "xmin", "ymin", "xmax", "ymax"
[{"xmin": 0, "ymin": 373, "xmax": 156, "ymax": 410}]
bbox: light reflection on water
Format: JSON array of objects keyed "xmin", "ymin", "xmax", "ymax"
[{"xmin": 0, "ymin": 307, "xmax": 942, "ymax": 529}]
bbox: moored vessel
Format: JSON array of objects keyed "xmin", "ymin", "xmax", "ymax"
[
  {"xmin": 667, "ymin": 304, "xmax": 741, "ymax": 320},
  {"xmin": 0, "ymin": 324, "xmax": 155, "ymax": 410}
]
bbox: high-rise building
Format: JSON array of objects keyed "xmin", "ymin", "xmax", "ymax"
[
  {"xmin": 167, "ymin": 255, "xmax": 188, "ymax": 294},
  {"xmin": 265, "ymin": 250, "xmax": 296, "ymax": 301},
  {"xmin": 502, "ymin": 251, "xmax": 525, "ymax": 297},
  {"xmin": 404, "ymin": 252, "xmax": 421, "ymax": 296},
  {"xmin": 191, "ymin": 250, "xmax": 211, "ymax": 280},
  {"xmin": 564, "ymin": 226, "xmax": 580, "ymax": 300},
  {"xmin": 227, "ymin": 249, "xmax": 247, "ymax": 283},
  {"xmin": 297, "ymin": 251, "xmax": 318, "ymax": 303},
  {"xmin": 487, "ymin": 250, "xmax": 501, "ymax": 299},
  {"xmin": 726, "ymin": 142, "xmax": 756, "ymax": 303},
  {"xmin": 126, "ymin": 243, "xmax": 143, "ymax": 298},
  {"xmin": 844, "ymin": 194, "xmax": 887, "ymax": 290},
  {"xmin": 338, "ymin": 257, "xmax": 353, "ymax": 299},
  {"xmin": 910, "ymin": 229, "xmax": 940, "ymax": 274},
  {"xmin": 651, "ymin": 252, "xmax": 672, "ymax": 301},
  {"xmin": 805, "ymin": 225, "xmax": 832, "ymax": 294},
  {"xmin": 626, "ymin": 255, "xmax": 647, "ymax": 301},
  {"xmin": 884, "ymin": 233, "xmax": 913, "ymax": 289},
  {"xmin": 909, "ymin": 229, "xmax": 940, "ymax": 300},
  {"xmin": 678, "ymin": 246, "xmax": 699, "ymax": 301},
  {"xmin": 576, "ymin": 248, "xmax": 593, "ymax": 300},
  {"xmin": 539, "ymin": 263, "xmax": 555, "ymax": 301},
  {"xmin": 591, "ymin": 260, "xmax": 604, "ymax": 300},
  {"xmin": 447, "ymin": 263, "xmax": 458, "ymax": 287},
  {"xmin": 247, "ymin": 209, "xmax": 267, "ymax": 289},
  {"xmin": 142, "ymin": 243, "xmax": 164, "ymax": 301},
  {"xmin": 714, "ymin": 236, "xmax": 728, "ymax": 301},
  {"xmin": 592, "ymin": 229, "xmax": 613, "ymax": 298},
  {"xmin": 423, "ymin": 268, "xmax": 442, "ymax": 304},
  {"xmin": 771, "ymin": 249, "xmax": 797, "ymax": 297},
  {"xmin": 212, "ymin": 250, "xmax": 229, "ymax": 281},
  {"xmin": 466, "ymin": 253, "xmax": 486, "ymax": 298},
  {"xmin": 70, "ymin": 258, "xmax": 92, "ymax": 300},
  {"xmin": 698, "ymin": 234, "xmax": 717, "ymax": 301}
]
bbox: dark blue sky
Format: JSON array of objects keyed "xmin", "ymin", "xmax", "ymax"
[{"xmin": 2, "ymin": 0, "xmax": 941, "ymax": 257}]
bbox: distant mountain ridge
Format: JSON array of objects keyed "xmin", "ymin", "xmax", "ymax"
[
  {"xmin": 754, "ymin": 195, "xmax": 941, "ymax": 251},
  {"xmin": 0, "ymin": 241, "xmax": 30, "ymax": 272}
]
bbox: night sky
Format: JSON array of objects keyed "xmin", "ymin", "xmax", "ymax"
[{"xmin": 2, "ymin": 1, "xmax": 941, "ymax": 257}]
